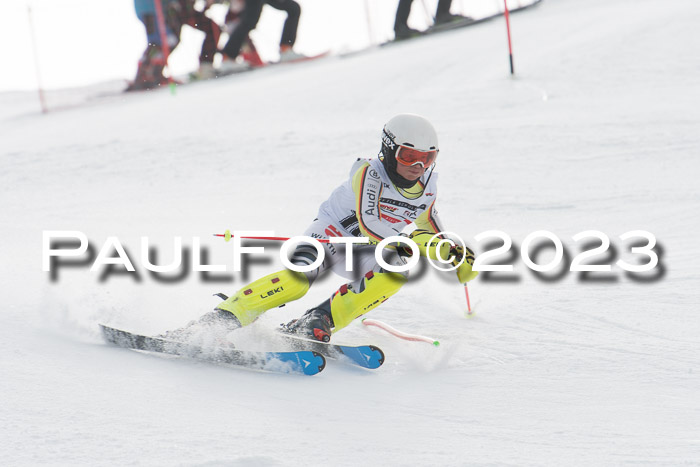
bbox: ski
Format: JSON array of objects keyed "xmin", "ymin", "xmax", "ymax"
[
  {"xmin": 276, "ymin": 332, "xmax": 385, "ymax": 370},
  {"xmin": 99, "ymin": 324, "xmax": 326, "ymax": 376},
  {"xmin": 275, "ymin": 50, "xmax": 331, "ymax": 65},
  {"xmin": 380, "ymin": 0, "xmax": 543, "ymax": 46},
  {"xmin": 429, "ymin": 0, "xmax": 543, "ymax": 34},
  {"xmin": 183, "ymin": 51, "xmax": 331, "ymax": 84}
]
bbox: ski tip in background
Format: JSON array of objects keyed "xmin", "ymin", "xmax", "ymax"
[
  {"xmin": 277, "ymin": 50, "xmax": 331, "ymax": 65},
  {"xmin": 381, "ymin": 0, "xmax": 545, "ymax": 46}
]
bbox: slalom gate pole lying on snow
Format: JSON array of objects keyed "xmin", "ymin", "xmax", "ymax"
[
  {"xmin": 153, "ymin": 0, "xmax": 176, "ymax": 94},
  {"xmin": 362, "ymin": 319, "xmax": 440, "ymax": 346},
  {"xmin": 503, "ymin": 0, "xmax": 515, "ymax": 74}
]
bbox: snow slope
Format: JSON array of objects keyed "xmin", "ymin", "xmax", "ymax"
[{"xmin": 2, "ymin": 0, "xmax": 700, "ymax": 464}]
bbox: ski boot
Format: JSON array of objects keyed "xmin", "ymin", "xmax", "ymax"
[
  {"xmin": 394, "ymin": 26, "xmax": 423, "ymax": 40},
  {"xmin": 279, "ymin": 45, "xmax": 308, "ymax": 63},
  {"xmin": 281, "ymin": 303, "xmax": 333, "ymax": 342},
  {"xmin": 241, "ymin": 40, "xmax": 265, "ymax": 67},
  {"xmin": 127, "ymin": 46, "xmax": 167, "ymax": 91},
  {"xmin": 159, "ymin": 306, "xmax": 241, "ymax": 344},
  {"xmin": 195, "ymin": 62, "xmax": 216, "ymax": 80}
]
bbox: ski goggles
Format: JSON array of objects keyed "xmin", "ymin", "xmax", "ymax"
[{"xmin": 395, "ymin": 146, "xmax": 438, "ymax": 167}]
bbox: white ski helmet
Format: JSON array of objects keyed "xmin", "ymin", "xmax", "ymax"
[{"xmin": 380, "ymin": 114, "xmax": 439, "ymax": 187}]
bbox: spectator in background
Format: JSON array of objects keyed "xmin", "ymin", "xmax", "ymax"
[
  {"xmin": 185, "ymin": 1, "xmax": 222, "ymax": 79},
  {"xmin": 394, "ymin": 0, "xmax": 472, "ymax": 40},
  {"xmin": 129, "ymin": 0, "xmax": 176, "ymax": 90},
  {"xmin": 129, "ymin": 0, "xmax": 221, "ymax": 90},
  {"xmin": 221, "ymin": 0, "xmax": 265, "ymax": 68},
  {"xmin": 219, "ymin": 0, "xmax": 305, "ymax": 73}
]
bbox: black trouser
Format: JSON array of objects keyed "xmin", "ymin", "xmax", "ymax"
[
  {"xmin": 394, "ymin": 0, "xmax": 452, "ymax": 31},
  {"xmin": 222, "ymin": 0, "xmax": 301, "ymax": 59},
  {"xmin": 186, "ymin": 10, "xmax": 221, "ymax": 64}
]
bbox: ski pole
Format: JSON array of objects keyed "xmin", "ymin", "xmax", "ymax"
[
  {"xmin": 362, "ymin": 318, "xmax": 440, "ymax": 346},
  {"xmin": 503, "ymin": 0, "xmax": 515, "ymax": 74}
]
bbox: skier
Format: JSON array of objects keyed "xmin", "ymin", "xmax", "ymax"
[
  {"xmin": 221, "ymin": 0, "xmax": 266, "ymax": 68},
  {"xmin": 129, "ymin": 0, "xmax": 178, "ymax": 90},
  {"xmin": 219, "ymin": 0, "xmax": 305, "ymax": 73},
  {"xmin": 129, "ymin": 0, "xmax": 221, "ymax": 90},
  {"xmin": 394, "ymin": 0, "xmax": 472, "ymax": 40},
  {"xmin": 192, "ymin": 114, "xmax": 478, "ymax": 343}
]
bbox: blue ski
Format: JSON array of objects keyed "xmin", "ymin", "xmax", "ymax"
[
  {"xmin": 100, "ymin": 324, "xmax": 325, "ymax": 376},
  {"xmin": 276, "ymin": 333, "xmax": 385, "ymax": 369}
]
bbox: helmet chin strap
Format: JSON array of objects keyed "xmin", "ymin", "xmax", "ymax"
[
  {"xmin": 421, "ymin": 163, "xmax": 436, "ymax": 190},
  {"xmin": 413, "ymin": 163, "xmax": 435, "ymax": 193}
]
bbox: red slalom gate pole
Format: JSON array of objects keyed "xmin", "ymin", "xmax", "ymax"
[
  {"xmin": 153, "ymin": 0, "xmax": 176, "ymax": 92},
  {"xmin": 214, "ymin": 233, "xmax": 330, "ymax": 244},
  {"xmin": 503, "ymin": 0, "xmax": 515, "ymax": 75},
  {"xmin": 464, "ymin": 283, "xmax": 473, "ymax": 315}
]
